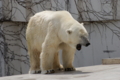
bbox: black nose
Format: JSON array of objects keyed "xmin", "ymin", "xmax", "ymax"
[{"xmin": 86, "ymin": 43, "xmax": 90, "ymax": 47}]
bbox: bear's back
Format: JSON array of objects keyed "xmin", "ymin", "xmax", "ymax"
[{"xmin": 32, "ymin": 10, "xmax": 73, "ymax": 22}]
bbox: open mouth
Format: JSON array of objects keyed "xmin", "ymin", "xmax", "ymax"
[{"xmin": 76, "ymin": 44, "xmax": 82, "ymax": 50}]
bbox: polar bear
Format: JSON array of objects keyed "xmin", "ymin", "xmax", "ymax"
[{"xmin": 26, "ymin": 10, "xmax": 90, "ymax": 74}]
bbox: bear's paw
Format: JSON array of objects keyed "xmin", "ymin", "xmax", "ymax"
[
  {"xmin": 64, "ymin": 67, "xmax": 76, "ymax": 71},
  {"xmin": 29, "ymin": 69, "xmax": 41, "ymax": 74},
  {"xmin": 41, "ymin": 69, "xmax": 55, "ymax": 74},
  {"xmin": 57, "ymin": 64, "xmax": 64, "ymax": 71}
]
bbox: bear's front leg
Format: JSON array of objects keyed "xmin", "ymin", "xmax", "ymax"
[
  {"xmin": 62, "ymin": 44, "xmax": 76, "ymax": 71},
  {"xmin": 40, "ymin": 37, "xmax": 60, "ymax": 74},
  {"xmin": 40, "ymin": 30, "xmax": 61, "ymax": 74},
  {"xmin": 40, "ymin": 51, "xmax": 55, "ymax": 74},
  {"xmin": 53, "ymin": 52, "xmax": 63, "ymax": 71}
]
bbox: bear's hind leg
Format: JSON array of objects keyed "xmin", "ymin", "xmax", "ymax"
[
  {"xmin": 62, "ymin": 43, "xmax": 76, "ymax": 71},
  {"xmin": 29, "ymin": 49, "xmax": 41, "ymax": 74}
]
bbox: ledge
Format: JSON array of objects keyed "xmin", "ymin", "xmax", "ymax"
[
  {"xmin": 0, "ymin": 64, "xmax": 120, "ymax": 80},
  {"xmin": 102, "ymin": 58, "xmax": 120, "ymax": 64}
]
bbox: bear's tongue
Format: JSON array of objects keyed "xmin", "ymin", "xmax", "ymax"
[{"xmin": 76, "ymin": 44, "xmax": 81, "ymax": 50}]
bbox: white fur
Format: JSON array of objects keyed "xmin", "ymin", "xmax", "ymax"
[{"xmin": 26, "ymin": 10, "xmax": 89, "ymax": 74}]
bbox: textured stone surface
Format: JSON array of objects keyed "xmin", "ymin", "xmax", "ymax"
[{"xmin": 0, "ymin": 65, "xmax": 120, "ymax": 80}]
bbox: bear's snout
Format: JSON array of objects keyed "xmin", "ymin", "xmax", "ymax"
[
  {"xmin": 85, "ymin": 42, "xmax": 90, "ymax": 47},
  {"xmin": 76, "ymin": 44, "xmax": 81, "ymax": 50}
]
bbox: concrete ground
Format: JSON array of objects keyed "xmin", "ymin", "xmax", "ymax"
[{"xmin": 0, "ymin": 64, "xmax": 120, "ymax": 80}]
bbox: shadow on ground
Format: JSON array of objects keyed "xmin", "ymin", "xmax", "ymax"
[{"xmin": 45, "ymin": 70, "xmax": 91, "ymax": 75}]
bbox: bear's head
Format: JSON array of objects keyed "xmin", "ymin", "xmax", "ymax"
[{"xmin": 66, "ymin": 23, "xmax": 90, "ymax": 50}]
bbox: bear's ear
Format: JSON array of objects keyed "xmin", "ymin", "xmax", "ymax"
[{"xmin": 67, "ymin": 29, "xmax": 72, "ymax": 34}]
